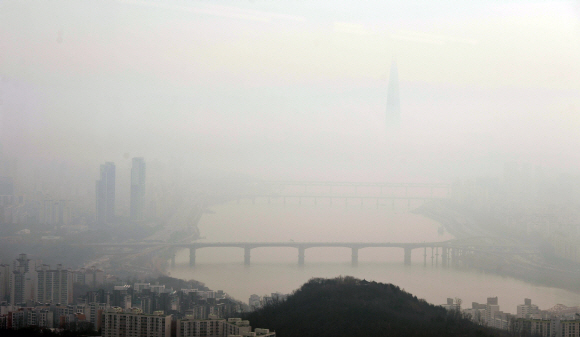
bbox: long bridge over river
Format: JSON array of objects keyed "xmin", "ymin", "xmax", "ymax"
[
  {"xmin": 205, "ymin": 180, "xmax": 453, "ymax": 208},
  {"xmin": 88, "ymin": 238, "xmax": 536, "ymax": 268},
  {"xmin": 89, "ymin": 182, "xmax": 536, "ymax": 270}
]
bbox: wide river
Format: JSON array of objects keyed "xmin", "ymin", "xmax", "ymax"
[{"xmin": 169, "ymin": 198, "xmax": 580, "ymax": 313}]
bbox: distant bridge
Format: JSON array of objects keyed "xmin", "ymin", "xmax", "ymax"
[
  {"xmin": 87, "ymin": 238, "xmax": 536, "ymax": 267},
  {"xmin": 227, "ymin": 195, "xmax": 442, "ymax": 207},
  {"xmin": 206, "ymin": 181, "xmax": 452, "ymax": 207},
  {"xmin": 257, "ymin": 181, "xmax": 450, "ymax": 188}
]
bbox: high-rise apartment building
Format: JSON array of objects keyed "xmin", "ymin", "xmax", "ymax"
[
  {"xmin": 102, "ymin": 307, "xmax": 171, "ymax": 337},
  {"xmin": 485, "ymin": 297, "xmax": 500, "ymax": 324},
  {"xmin": 74, "ymin": 266, "xmax": 105, "ymax": 288},
  {"xmin": 86, "ymin": 302, "xmax": 107, "ymax": 331},
  {"xmin": 96, "ymin": 162, "xmax": 116, "ymax": 225},
  {"xmin": 517, "ymin": 298, "xmax": 540, "ymax": 319},
  {"xmin": 130, "ymin": 157, "xmax": 146, "ymax": 221},
  {"xmin": 40, "ymin": 199, "xmax": 72, "ymax": 225},
  {"xmin": 176, "ymin": 316, "xmax": 276, "ymax": 337},
  {"xmin": 36, "ymin": 264, "xmax": 73, "ymax": 304},
  {"xmin": 0, "ymin": 263, "xmax": 10, "ymax": 301},
  {"xmin": 10, "ymin": 254, "xmax": 35, "ymax": 305}
]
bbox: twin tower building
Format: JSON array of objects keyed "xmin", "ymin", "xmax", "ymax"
[
  {"xmin": 96, "ymin": 157, "xmax": 146, "ymax": 225},
  {"xmin": 94, "ymin": 61, "xmax": 399, "ymax": 223}
]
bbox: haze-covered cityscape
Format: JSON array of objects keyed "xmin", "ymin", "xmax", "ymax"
[{"xmin": 1, "ymin": 1, "xmax": 580, "ymax": 336}]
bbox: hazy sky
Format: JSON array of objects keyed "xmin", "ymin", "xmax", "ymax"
[{"xmin": 1, "ymin": 0, "xmax": 579, "ymax": 183}]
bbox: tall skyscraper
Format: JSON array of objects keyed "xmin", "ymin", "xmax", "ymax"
[
  {"xmin": 130, "ymin": 157, "xmax": 146, "ymax": 221},
  {"xmin": 386, "ymin": 60, "xmax": 401, "ymax": 128},
  {"xmin": 96, "ymin": 162, "xmax": 116, "ymax": 225}
]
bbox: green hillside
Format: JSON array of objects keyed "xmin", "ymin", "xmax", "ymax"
[{"xmin": 244, "ymin": 276, "xmax": 509, "ymax": 337}]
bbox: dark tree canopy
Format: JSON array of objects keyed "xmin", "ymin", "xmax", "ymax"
[{"xmin": 244, "ymin": 276, "xmax": 510, "ymax": 337}]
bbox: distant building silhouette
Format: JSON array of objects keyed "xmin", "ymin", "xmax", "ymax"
[
  {"xmin": 130, "ymin": 157, "xmax": 146, "ymax": 221},
  {"xmin": 0, "ymin": 176, "xmax": 14, "ymax": 195},
  {"xmin": 386, "ymin": 60, "xmax": 401, "ymax": 128},
  {"xmin": 96, "ymin": 162, "xmax": 115, "ymax": 225}
]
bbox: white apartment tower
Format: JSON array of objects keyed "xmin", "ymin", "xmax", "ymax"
[
  {"xmin": 36, "ymin": 264, "xmax": 73, "ymax": 304},
  {"xmin": 517, "ymin": 298, "xmax": 540, "ymax": 319},
  {"xmin": 485, "ymin": 297, "xmax": 500, "ymax": 325}
]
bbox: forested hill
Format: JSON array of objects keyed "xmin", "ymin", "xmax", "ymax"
[{"xmin": 243, "ymin": 277, "xmax": 509, "ymax": 337}]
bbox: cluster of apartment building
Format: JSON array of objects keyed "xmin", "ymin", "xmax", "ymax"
[
  {"xmin": 442, "ymin": 296, "xmax": 580, "ymax": 336},
  {"xmin": 0, "ymin": 303, "xmax": 97, "ymax": 331},
  {"xmin": 103, "ymin": 309, "xmax": 274, "ymax": 337},
  {"xmin": 248, "ymin": 293, "xmax": 288, "ymax": 310},
  {"xmin": 108, "ymin": 282, "xmax": 240, "ymax": 320},
  {"xmin": 0, "ymin": 253, "xmax": 104, "ymax": 306},
  {"xmin": 1, "ymin": 304, "xmax": 276, "ymax": 337},
  {"xmin": 0, "ymin": 277, "xmax": 247, "ymax": 334}
]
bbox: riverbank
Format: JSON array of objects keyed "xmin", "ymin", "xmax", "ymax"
[{"xmin": 413, "ymin": 200, "xmax": 580, "ymax": 293}]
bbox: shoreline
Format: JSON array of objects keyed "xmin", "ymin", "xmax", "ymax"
[{"xmin": 413, "ymin": 200, "xmax": 580, "ymax": 295}]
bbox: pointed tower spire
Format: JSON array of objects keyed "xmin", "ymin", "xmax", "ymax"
[{"xmin": 386, "ymin": 59, "xmax": 401, "ymax": 128}]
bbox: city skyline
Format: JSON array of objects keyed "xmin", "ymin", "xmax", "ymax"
[{"xmin": 0, "ymin": 0, "xmax": 580, "ymax": 335}]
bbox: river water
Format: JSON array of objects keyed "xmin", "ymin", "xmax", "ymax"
[{"xmin": 168, "ymin": 198, "xmax": 580, "ymax": 313}]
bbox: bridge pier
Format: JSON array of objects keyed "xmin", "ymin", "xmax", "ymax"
[
  {"xmin": 244, "ymin": 247, "xmax": 252, "ymax": 266},
  {"xmin": 171, "ymin": 253, "xmax": 176, "ymax": 268},
  {"xmin": 298, "ymin": 246, "xmax": 305, "ymax": 266},
  {"xmin": 450, "ymin": 248, "xmax": 454, "ymax": 267},
  {"xmin": 435, "ymin": 247, "xmax": 439, "ymax": 267},
  {"xmin": 404, "ymin": 247, "xmax": 412, "ymax": 266},
  {"xmin": 351, "ymin": 247, "xmax": 359, "ymax": 267},
  {"xmin": 423, "ymin": 247, "xmax": 427, "ymax": 267},
  {"xmin": 451, "ymin": 248, "xmax": 460, "ymax": 268},
  {"xmin": 189, "ymin": 248, "xmax": 196, "ymax": 267},
  {"xmin": 441, "ymin": 247, "xmax": 448, "ymax": 267}
]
